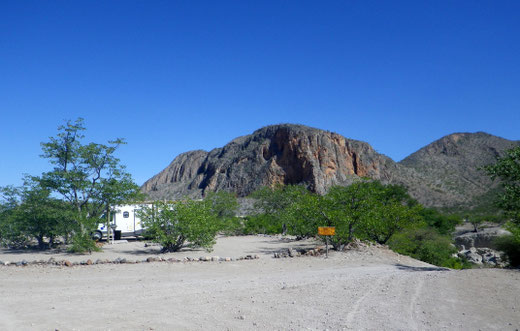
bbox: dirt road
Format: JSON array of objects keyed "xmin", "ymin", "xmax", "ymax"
[{"xmin": 0, "ymin": 236, "xmax": 519, "ymax": 330}]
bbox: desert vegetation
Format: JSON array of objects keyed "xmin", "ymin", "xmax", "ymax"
[
  {"xmin": 1, "ymin": 119, "xmax": 518, "ymax": 270},
  {"xmin": 137, "ymin": 192, "xmax": 238, "ymax": 252},
  {"xmin": 240, "ymin": 182, "xmax": 471, "ymax": 269},
  {"xmin": 0, "ymin": 119, "xmax": 142, "ymax": 252},
  {"xmin": 484, "ymin": 146, "xmax": 520, "ymax": 266}
]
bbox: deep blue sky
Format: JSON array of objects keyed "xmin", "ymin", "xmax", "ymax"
[{"xmin": 1, "ymin": 1, "xmax": 519, "ymax": 187}]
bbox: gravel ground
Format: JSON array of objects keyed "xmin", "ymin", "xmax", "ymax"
[{"xmin": 0, "ymin": 235, "xmax": 519, "ymax": 330}]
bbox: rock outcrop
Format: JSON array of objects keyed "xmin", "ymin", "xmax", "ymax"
[
  {"xmin": 453, "ymin": 224, "xmax": 511, "ymax": 267},
  {"xmin": 143, "ymin": 124, "xmax": 401, "ymax": 200},
  {"xmin": 141, "ymin": 124, "xmax": 519, "ymax": 207},
  {"xmin": 458, "ymin": 247, "xmax": 505, "ymax": 267},
  {"xmin": 454, "ymin": 227, "xmax": 511, "ymax": 251}
]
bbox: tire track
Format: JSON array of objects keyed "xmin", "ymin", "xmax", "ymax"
[
  {"xmin": 407, "ymin": 274, "xmax": 425, "ymax": 330},
  {"xmin": 344, "ymin": 271, "xmax": 392, "ymax": 329}
]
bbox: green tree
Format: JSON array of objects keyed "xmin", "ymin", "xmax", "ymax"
[
  {"xmin": 282, "ymin": 189, "xmax": 325, "ymax": 238},
  {"xmin": 419, "ymin": 208, "xmax": 461, "ymax": 235},
  {"xmin": 484, "ymin": 146, "xmax": 520, "ymax": 224},
  {"xmin": 323, "ymin": 182, "xmax": 381, "ymax": 249},
  {"xmin": 467, "ymin": 215, "xmax": 484, "ymax": 233},
  {"xmin": 0, "ymin": 186, "xmax": 26, "ymax": 247},
  {"xmin": 205, "ymin": 191, "xmax": 240, "ymax": 234},
  {"xmin": 0, "ymin": 180, "xmax": 75, "ymax": 249},
  {"xmin": 485, "ymin": 146, "xmax": 520, "ymax": 266},
  {"xmin": 15, "ymin": 179, "xmax": 75, "ymax": 249},
  {"xmin": 363, "ymin": 184, "xmax": 422, "ymax": 244},
  {"xmin": 38, "ymin": 118, "xmax": 141, "ymax": 250},
  {"xmin": 139, "ymin": 199, "xmax": 221, "ymax": 252},
  {"xmin": 366, "ymin": 201, "xmax": 422, "ymax": 245},
  {"xmin": 250, "ymin": 184, "xmax": 309, "ymax": 234}
]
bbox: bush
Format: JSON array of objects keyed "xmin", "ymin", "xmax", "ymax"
[
  {"xmin": 1, "ymin": 181, "xmax": 78, "ymax": 250},
  {"xmin": 68, "ymin": 233, "xmax": 101, "ymax": 253},
  {"xmin": 420, "ymin": 208, "xmax": 461, "ymax": 235},
  {"xmin": 243, "ymin": 215, "xmax": 283, "ymax": 235},
  {"xmin": 495, "ymin": 236, "xmax": 520, "ymax": 267},
  {"xmin": 140, "ymin": 199, "xmax": 221, "ymax": 252},
  {"xmin": 495, "ymin": 223, "xmax": 520, "ymax": 267},
  {"xmin": 205, "ymin": 191, "xmax": 241, "ymax": 235},
  {"xmin": 389, "ymin": 227, "xmax": 471, "ymax": 269},
  {"xmin": 219, "ymin": 216, "xmax": 245, "ymax": 236}
]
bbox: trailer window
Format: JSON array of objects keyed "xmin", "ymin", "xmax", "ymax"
[{"xmin": 123, "ymin": 211, "xmax": 130, "ymax": 218}]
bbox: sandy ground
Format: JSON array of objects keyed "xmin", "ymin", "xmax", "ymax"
[{"xmin": 0, "ymin": 235, "xmax": 519, "ymax": 331}]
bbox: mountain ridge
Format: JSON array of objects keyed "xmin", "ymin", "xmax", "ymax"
[{"xmin": 141, "ymin": 124, "xmax": 519, "ymax": 208}]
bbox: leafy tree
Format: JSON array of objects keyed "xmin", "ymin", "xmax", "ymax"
[
  {"xmin": 243, "ymin": 214, "xmax": 283, "ymax": 234},
  {"xmin": 205, "ymin": 191, "xmax": 240, "ymax": 234},
  {"xmin": 14, "ymin": 179, "xmax": 75, "ymax": 249},
  {"xmin": 0, "ymin": 179, "xmax": 75, "ymax": 249},
  {"xmin": 38, "ymin": 118, "xmax": 141, "ymax": 250},
  {"xmin": 139, "ymin": 199, "xmax": 221, "ymax": 252},
  {"xmin": 250, "ymin": 184, "xmax": 309, "ymax": 234},
  {"xmin": 467, "ymin": 215, "xmax": 485, "ymax": 233},
  {"xmin": 484, "ymin": 146, "xmax": 520, "ymax": 223},
  {"xmin": 366, "ymin": 201, "xmax": 422, "ymax": 245},
  {"xmin": 363, "ymin": 184, "xmax": 421, "ymax": 244},
  {"xmin": 323, "ymin": 182, "xmax": 381, "ymax": 248},
  {"xmin": 419, "ymin": 208, "xmax": 461, "ymax": 235},
  {"xmin": 248, "ymin": 181, "xmax": 422, "ymax": 249},
  {"xmin": 485, "ymin": 146, "xmax": 520, "ymax": 266},
  {"xmin": 283, "ymin": 189, "xmax": 326, "ymax": 239},
  {"xmin": 0, "ymin": 186, "xmax": 26, "ymax": 247}
]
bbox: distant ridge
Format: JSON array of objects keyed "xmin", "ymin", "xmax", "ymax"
[
  {"xmin": 398, "ymin": 132, "xmax": 519, "ymax": 207},
  {"xmin": 141, "ymin": 124, "xmax": 519, "ymax": 208}
]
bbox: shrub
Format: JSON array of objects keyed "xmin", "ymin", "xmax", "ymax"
[
  {"xmin": 389, "ymin": 227, "xmax": 471, "ymax": 269},
  {"xmin": 204, "ymin": 192, "xmax": 244, "ymax": 235},
  {"xmin": 68, "ymin": 232, "xmax": 101, "ymax": 253},
  {"xmin": 219, "ymin": 216, "xmax": 245, "ymax": 236},
  {"xmin": 243, "ymin": 215, "xmax": 283, "ymax": 235},
  {"xmin": 420, "ymin": 208, "xmax": 461, "ymax": 235},
  {"xmin": 495, "ymin": 223, "xmax": 520, "ymax": 267},
  {"xmin": 139, "ymin": 199, "xmax": 221, "ymax": 252}
]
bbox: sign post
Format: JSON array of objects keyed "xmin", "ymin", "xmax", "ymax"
[{"xmin": 318, "ymin": 227, "xmax": 335, "ymax": 258}]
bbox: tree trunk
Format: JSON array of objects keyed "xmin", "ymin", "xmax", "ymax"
[
  {"xmin": 162, "ymin": 236, "xmax": 185, "ymax": 252},
  {"xmin": 348, "ymin": 223, "xmax": 354, "ymax": 242},
  {"xmin": 37, "ymin": 234, "xmax": 45, "ymax": 250}
]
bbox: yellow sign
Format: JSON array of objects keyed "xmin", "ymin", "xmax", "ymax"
[{"xmin": 318, "ymin": 227, "xmax": 335, "ymax": 236}]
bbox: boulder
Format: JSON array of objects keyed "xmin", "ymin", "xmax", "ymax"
[
  {"xmin": 458, "ymin": 247, "xmax": 505, "ymax": 267},
  {"xmin": 454, "ymin": 226, "xmax": 511, "ymax": 250}
]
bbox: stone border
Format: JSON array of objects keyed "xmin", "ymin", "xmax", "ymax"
[
  {"xmin": 273, "ymin": 246, "xmax": 326, "ymax": 258},
  {"xmin": 0, "ymin": 255, "xmax": 260, "ymax": 268}
]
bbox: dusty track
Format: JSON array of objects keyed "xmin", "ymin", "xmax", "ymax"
[{"xmin": 0, "ymin": 236, "xmax": 519, "ymax": 330}]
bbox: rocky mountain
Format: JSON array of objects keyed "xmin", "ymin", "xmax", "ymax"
[
  {"xmin": 141, "ymin": 124, "xmax": 519, "ymax": 208},
  {"xmin": 398, "ymin": 132, "xmax": 519, "ymax": 207}
]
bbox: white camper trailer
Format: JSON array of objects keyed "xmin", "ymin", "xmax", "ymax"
[{"xmin": 93, "ymin": 204, "xmax": 151, "ymax": 240}]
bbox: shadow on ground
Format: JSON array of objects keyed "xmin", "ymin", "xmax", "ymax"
[{"xmin": 394, "ymin": 263, "xmax": 450, "ymax": 272}]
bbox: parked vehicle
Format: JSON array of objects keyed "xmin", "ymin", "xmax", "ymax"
[{"xmin": 93, "ymin": 203, "xmax": 152, "ymax": 240}]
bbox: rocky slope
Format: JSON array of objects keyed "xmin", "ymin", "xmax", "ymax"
[
  {"xmin": 141, "ymin": 124, "xmax": 519, "ymax": 208},
  {"xmin": 399, "ymin": 132, "xmax": 519, "ymax": 207}
]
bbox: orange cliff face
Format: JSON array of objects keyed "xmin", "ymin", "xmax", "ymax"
[{"xmin": 142, "ymin": 124, "xmax": 397, "ymax": 199}]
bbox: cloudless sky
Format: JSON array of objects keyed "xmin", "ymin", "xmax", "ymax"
[{"xmin": 1, "ymin": 1, "xmax": 519, "ymax": 187}]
